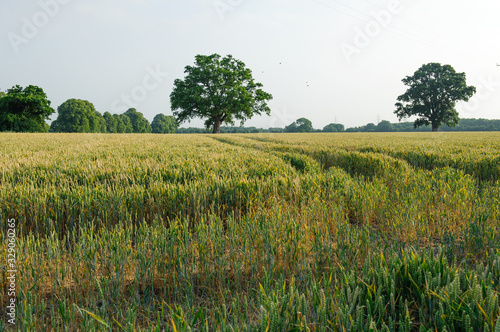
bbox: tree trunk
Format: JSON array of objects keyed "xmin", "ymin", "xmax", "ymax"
[
  {"xmin": 212, "ymin": 118, "xmax": 221, "ymax": 134},
  {"xmin": 432, "ymin": 124, "xmax": 439, "ymax": 132}
]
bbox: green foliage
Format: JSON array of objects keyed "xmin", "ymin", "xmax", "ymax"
[
  {"xmin": 124, "ymin": 108, "xmax": 151, "ymax": 133},
  {"xmin": 119, "ymin": 113, "xmax": 133, "ymax": 133},
  {"xmin": 395, "ymin": 63, "xmax": 476, "ymax": 132},
  {"xmin": 151, "ymin": 113, "xmax": 178, "ymax": 133},
  {"xmin": 112, "ymin": 114, "xmax": 124, "ymax": 133},
  {"xmin": 174, "ymin": 118, "xmax": 500, "ymax": 134},
  {"xmin": 176, "ymin": 126, "xmax": 285, "ymax": 134},
  {"xmin": 365, "ymin": 122, "xmax": 376, "ymax": 132},
  {"xmin": 0, "ymin": 85, "xmax": 54, "ymax": 132},
  {"xmin": 346, "ymin": 118, "xmax": 500, "ymax": 132},
  {"xmin": 170, "ymin": 53, "xmax": 273, "ymax": 133},
  {"xmin": 98, "ymin": 114, "xmax": 107, "ymax": 133},
  {"xmin": 285, "ymin": 117, "xmax": 314, "ymax": 132},
  {"xmin": 103, "ymin": 111, "xmax": 117, "ymax": 133},
  {"xmin": 51, "ymin": 99, "xmax": 105, "ymax": 133},
  {"xmin": 175, "ymin": 126, "xmax": 211, "ymax": 134},
  {"xmin": 323, "ymin": 123, "xmax": 345, "ymax": 132},
  {"xmin": 376, "ymin": 120, "xmax": 395, "ymax": 132},
  {"xmin": 438, "ymin": 118, "xmax": 500, "ymax": 131}
]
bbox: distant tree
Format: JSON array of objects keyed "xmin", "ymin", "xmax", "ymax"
[
  {"xmin": 151, "ymin": 114, "xmax": 178, "ymax": 133},
  {"xmin": 395, "ymin": 63, "xmax": 476, "ymax": 132},
  {"xmin": 440, "ymin": 118, "xmax": 500, "ymax": 132},
  {"xmin": 124, "ymin": 108, "xmax": 151, "ymax": 133},
  {"xmin": 391, "ymin": 122, "xmax": 418, "ymax": 132},
  {"xmin": 345, "ymin": 127, "xmax": 360, "ymax": 132},
  {"xmin": 0, "ymin": 85, "xmax": 54, "ymax": 132},
  {"xmin": 323, "ymin": 123, "xmax": 344, "ymax": 132},
  {"xmin": 345, "ymin": 118, "xmax": 500, "ymax": 132},
  {"xmin": 176, "ymin": 127, "xmax": 210, "ymax": 134},
  {"xmin": 284, "ymin": 121, "xmax": 297, "ymax": 132},
  {"xmin": 375, "ymin": 120, "xmax": 395, "ymax": 132},
  {"xmin": 364, "ymin": 123, "xmax": 376, "ymax": 132},
  {"xmin": 103, "ymin": 112, "xmax": 117, "ymax": 133},
  {"xmin": 119, "ymin": 114, "xmax": 134, "ymax": 133},
  {"xmin": 51, "ymin": 99, "xmax": 104, "ymax": 133},
  {"xmin": 285, "ymin": 117, "xmax": 313, "ymax": 132},
  {"xmin": 219, "ymin": 126, "xmax": 262, "ymax": 133},
  {"xmin": 170, "ymin": 54, "xmax": 273, "ymax": 133}
]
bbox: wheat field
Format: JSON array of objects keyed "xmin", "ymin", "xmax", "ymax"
[{"xmin": 1, "ymin": 132, "xmax": 499, "ymax": 331}]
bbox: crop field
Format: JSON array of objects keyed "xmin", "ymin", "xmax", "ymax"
[{"xmin": 1, "ymin": 132, "xmax": 500, "ymax": 331}]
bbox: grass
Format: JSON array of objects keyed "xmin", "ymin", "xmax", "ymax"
[{"xmin": 0, "ymin": 132, "xmax": 499, "ymax": 331}]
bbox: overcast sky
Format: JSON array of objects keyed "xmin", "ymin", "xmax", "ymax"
[{"xmin": 1, "ymin": 0, "xmax": 499, "ymax": 129}]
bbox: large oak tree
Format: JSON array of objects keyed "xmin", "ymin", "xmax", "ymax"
[
  {"xmin": 170, "ymin": 54, "xmax": 273, "ymax": 133},
  {"xmin": 394, "ymin": 63, "xmax": 476, "ymax": 132}
]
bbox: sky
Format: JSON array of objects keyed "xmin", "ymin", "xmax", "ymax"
[{"xmin": 1, "ymin": 0, "xmax": 499, "ymax": 129}]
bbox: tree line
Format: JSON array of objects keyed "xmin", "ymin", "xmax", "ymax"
[
  {"xmin": 0, "ymin": 60, "xmax": 489, "ymax": 134},
  {"xmin": 330, "ymin": 118, "xmax": 500, "ymax": 132},
  {"xmin": 1, "ymin": 85, "xmax": 499, "ymax": 134},
  {"xmin": 176, "ymin": 118, "xmax": 500, "ymax": 134},
  {"xmin": 50, "ymin": 99, "xmax": 177, "ymax": 134},
  {"xmin": 0, "ymin": 86, "xmax": 177, "ymax": 133}
]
